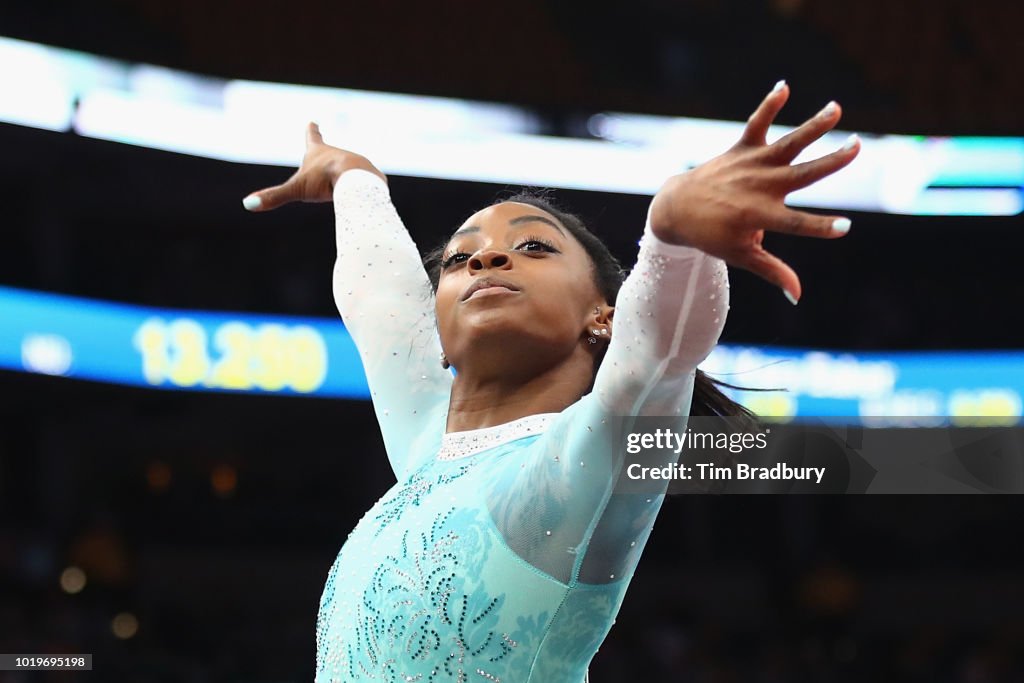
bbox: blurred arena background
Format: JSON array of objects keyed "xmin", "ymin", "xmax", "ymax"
[{"xmin": 1, "ymin": 0, "xmax": 1022, "ymax": 680}]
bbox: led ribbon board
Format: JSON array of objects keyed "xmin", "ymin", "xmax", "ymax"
[
  {"xmin": 2, "ymin": 285, "xmax": 1021, "ymax": 425},
  {"xmin": 1, "ymin": 35, "xmax": 1021, "ymax": 216},
  {"xmin": 702, "ymin": 346, "xmax": 1023, "ymax": 427},
  {"xmin": 1, "ymin": 285, "xmax": 367, "ymax": 398}
]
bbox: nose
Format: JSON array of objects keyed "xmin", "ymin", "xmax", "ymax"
[{"xmin": 468, "ymin": 249, "xmax": 512, "ymax": 272}]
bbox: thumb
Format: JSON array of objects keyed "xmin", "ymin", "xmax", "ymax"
[
  {"xmin": 242, "ymin": 179, "xmax": 298, "ymax": 212},
  {"xmin": 306, "ymin": 121, "xmax": 324, "ymax": 148},
  {"xmin": 738, "ymin": 246, "xmax": 803, "ymax": 305}
]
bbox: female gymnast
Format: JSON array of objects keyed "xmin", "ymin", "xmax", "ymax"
[{"xmin": 243, "ymin": 81, "xmax": 859, "ymax": 682}]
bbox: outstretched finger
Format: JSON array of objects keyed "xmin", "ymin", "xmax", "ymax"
[
  {"xmin": 780, "ymin": 133, "xmax": 861, "ymax": 191},
  {"xmin": 306, "ymin": 121, "xmax": 324, "ymax": 148},
  {"xmin": 735, "ymin": 245, "xmax": 803, "ymax": 305},
  {"xmin": 765, "ymin": 206, "xmax": 852, "ymax": 240},
  {"xmin": 769, "ymin": 100, "xmax": 842, "ymax": 163},
  {"xmin": 242, "ymin": 178, "xmax": 299, "ymax": 212},
  {"xmin": 739, "ymin": 80, "xmax": 789, "ymax": 148}
]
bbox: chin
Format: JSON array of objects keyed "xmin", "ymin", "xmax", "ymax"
[
  {"xmin": 454, "ymin": 311, "xmax": 527, "ymax": 341},
  {"xmin": 451, "ymin": 304, "xmax": 512, "ymax": 327}
]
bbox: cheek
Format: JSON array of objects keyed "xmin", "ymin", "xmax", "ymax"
[
  {"xmin": 533, "ymin": 275, "xmax": 594, "ymax": 326},
  {"xmin": 434, "ymin": 274, "xmax": 475, "ymax": 339},
  {"xmin": 434, "ymin": 280, "xmax": 460, "ymax": 323}
]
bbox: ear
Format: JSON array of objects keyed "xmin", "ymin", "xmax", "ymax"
[{"xmin": 585, "ymin": 304, "xmax": 614, "ymax": 341}]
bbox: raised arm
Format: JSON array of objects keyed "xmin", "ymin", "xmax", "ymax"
[
  {"xmin": 243, "ymin": 124, "xmax": 452, "ymax": 479},
  {"xmin": 598, "ymin": 79, "xmax": 861, "ymax": 417},
  {"xmin": 592, "ymin": 213, "xmax": 729, "ymax": 418},
  {"xmin": 331, "ymin": 170, "xmax": 452, "ymax": 478}
]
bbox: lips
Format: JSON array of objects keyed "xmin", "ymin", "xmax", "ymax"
[{"xmin": 461, "ymin": 277, "xmax": 521, "ymax": 302}]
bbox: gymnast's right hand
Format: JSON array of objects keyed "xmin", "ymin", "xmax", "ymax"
[{"xmin": 241, "ymin": 122, "xmax": 387, "ymax": 211}]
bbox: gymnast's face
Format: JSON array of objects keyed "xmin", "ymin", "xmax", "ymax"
[{"xmin": 434, "ymin": 202, "xmax": 605, "ymax": 372}]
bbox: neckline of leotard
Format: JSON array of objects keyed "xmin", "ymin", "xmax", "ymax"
[{"xmin": 437, "ymin": 413, "xmax": 559, "ymax": 461}]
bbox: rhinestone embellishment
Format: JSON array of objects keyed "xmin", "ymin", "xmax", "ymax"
[{"xmin": 437, "ymin": 414, "xmax": 558, "ymax": 461}]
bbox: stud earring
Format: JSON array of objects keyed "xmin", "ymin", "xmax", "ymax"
[
  {"xmin": 587, "ymin": 336, "xmax": 597, "ymax": 344},
  {"xmin": 440, "ymin": 352, "xmax": 450, "ymax": 369}
]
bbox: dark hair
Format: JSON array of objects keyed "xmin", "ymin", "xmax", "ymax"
[{"xmin": 423, "ymin": 190, "xmax": 761, "ymax": 425}]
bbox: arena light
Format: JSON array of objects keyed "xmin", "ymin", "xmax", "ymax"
[
  {"xmin": 221, "ymin": 80, "xmax": 541, "ymax": 137},
  {"xmin": 1, "ymin": 285, "xmax": 1020, "ymax": 425},
  {"xmin": 1, "ymin": 34, "xmax": 1021, "ymax": 215},
  {"xmin": 589, "ymin": 113, "xmax": 1024, "ymax": 215},
  {"xmin": 0, "ymin": 37, "xmax": 76, "ymax": 131}
]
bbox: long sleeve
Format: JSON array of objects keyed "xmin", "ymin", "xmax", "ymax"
[
  {"xmin": 331, "ymin": 169, "xmax": 452, "ymax": 479},
  {"xmin": 592, "ymin": 202, "xmax": 729, "ymax": 416}
]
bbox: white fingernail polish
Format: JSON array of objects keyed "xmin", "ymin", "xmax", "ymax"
[
  {"xmin": 242, "ymin": 195, "xmax": 262, "ymax": 211},
  {"xmin": 772, "ymin": 79, "xmax": 786, "ymax": 93},
  {"xmin": 832, "ymin": 218, "xmax": 851, "ymax": 234},
  {"xmin": 783, "ymin": 289, "xmax": 798, "ymax": 305},
  {"xmin": 842, "ymin": 133, "xmax": 860, "ymax": 151},
  {"xmin": 820, "ymin": 101, "xmax": 838, "ymax": 117}
]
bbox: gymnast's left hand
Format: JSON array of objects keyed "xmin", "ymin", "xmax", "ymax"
[{"xmin": 648, "ymin": 82, "xmax": 860, "ymax": 303}]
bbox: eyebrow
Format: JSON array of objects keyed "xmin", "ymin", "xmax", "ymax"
[{"xmin": 451, "ymin": 214, "xmax": 566, "ymax": 238}]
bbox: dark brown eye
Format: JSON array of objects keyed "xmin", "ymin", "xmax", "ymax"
[
  {"xmin": 515, "ymin": 238, "xmax": 558, "ymax": 253},
  {"xmin": 440, "ymin": 252, "xmax": 470, "ymax": 269}
]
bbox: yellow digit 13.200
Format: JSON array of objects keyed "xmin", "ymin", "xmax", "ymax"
[{"xmin": 133, "ymin": 317, "xmax": 327, "ymax": 393}]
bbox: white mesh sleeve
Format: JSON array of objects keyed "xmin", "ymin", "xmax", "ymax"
[
  {"xmin": 331, "ymin": 170, "xmax": 452, "ymax": 479},
  {"xmin": 593, "ymin": 203, "xmax": 729, "ymax": 417}
]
